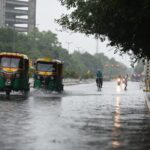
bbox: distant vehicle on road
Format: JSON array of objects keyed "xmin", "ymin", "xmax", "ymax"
[
  {"xmin": 0, "ymin": 52, "xmax": 30, "ymax": 97},
  {"xmin": 117, "ymin": 75, "xmax": 122, "ymax": 86},
  {"xmin": 33, "ymin": 57, "xmax": 64, "ymax": 93},
  {"xmin": 131, "ymin": 73, "xmax": 143, "ymax": 82}
]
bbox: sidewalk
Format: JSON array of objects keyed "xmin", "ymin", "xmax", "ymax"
[
  {"xmin": 63, "ymin": 78, "xmax": 81, "ymax": 86},
  {"xmin": 145, "ymin": 93, "xmax": 150, "ymax": 111},
  {"xmin": 142, "ymin": 81, "xmax": 150, "ymax": 111},
  {"xmin": 63, "ymin": 78, "xmax": 94, "ymax": 86},
  {"xmin": 29, "ymin": 78, "xmax": 95, "ymax": 87}
]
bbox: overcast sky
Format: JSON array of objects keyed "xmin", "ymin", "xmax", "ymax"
[{"xmin": 36, "ymin": 0, "xmax": 131, "ymax": 67}]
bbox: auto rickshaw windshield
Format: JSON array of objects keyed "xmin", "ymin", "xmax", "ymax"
[
  {"xmin": 0, "ymin": 57, "xmax": 23, "ymax": 68},
  {"xmin": 37, "ymin": 62, "xmax": 56, "ymax": 72}
]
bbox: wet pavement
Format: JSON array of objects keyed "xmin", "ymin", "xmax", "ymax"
[{"xmin": 0, "ymin": 81, "xmax": 150, "ymax": 150}]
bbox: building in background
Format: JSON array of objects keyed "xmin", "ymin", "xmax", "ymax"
[{"xmin": 0, "ymin": 0, "xmax": 36, "ymax": 32}]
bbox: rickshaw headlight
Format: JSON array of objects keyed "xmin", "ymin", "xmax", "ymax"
[
  {"xmin": 37, "ymin": 75, "xmax": 40, "ymax": 80},
  {"xmin": 50, "ymin": 76, "xmax": 54, "ymax": 80},
  {"xmin": 15, "ymin": 73, "xmax": 20, "ymax": 78}
]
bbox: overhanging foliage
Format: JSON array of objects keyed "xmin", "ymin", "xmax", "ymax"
[{"xmin": 57, "ymin": 0, "xmax": 150, "ymax": 60}]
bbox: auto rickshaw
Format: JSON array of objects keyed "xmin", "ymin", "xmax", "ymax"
[
  {"xmin": 0, "ymin": 52, "xmax": 30, "ymax": 97},
  {"xmin": 34, "ymin": 57, "xmax": 64, "ymax": 92}
]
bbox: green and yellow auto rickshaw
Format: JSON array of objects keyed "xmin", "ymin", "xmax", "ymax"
[
  {"xmin": 0, "ymin": 52, "xmax": 30, "ymax": 96},
  {"xmin": 34, "ymin": 57, "xmax": 64, "ymax": 92}
]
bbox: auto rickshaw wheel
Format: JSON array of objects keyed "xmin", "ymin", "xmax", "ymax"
[
  {"xmin": 6, "ymin": 90, "xmax": 10, "ymax": 98},
  {"xmin": 57, "ymin": 86, "xmax": 63, "ymax": 93},
  {"xmin": 22, "ymin": 90, "xmax": 29, "ymax": 98}
]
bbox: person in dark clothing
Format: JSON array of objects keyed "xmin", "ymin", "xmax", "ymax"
[
  {"xmin": 123, "ymin": 74, "xmax": 128, "ymax": 90},
  {"xmin": 96, "ymin": 69, "xmax": 103, "ymax": 88}
]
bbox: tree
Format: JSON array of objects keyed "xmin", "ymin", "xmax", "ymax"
[
  {"xmin": 0, "ymin": 28, "xmax": 15, "ymax": 51},
  {"xmin": 0, "ymin": 28, "xmax": 128, "ymax": 78},
  {"xmin": 134, "ymin": 61, "xmax": 144, "ymax": 74},
  {"xmin": 57, "ymin": 0, "xmax": 150, "ymax": 60}
]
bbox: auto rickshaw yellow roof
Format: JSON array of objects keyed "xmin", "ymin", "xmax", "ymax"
[
  {"xmin": 0, "ymin": 52, "xmax": 29, "ymax": 60},
  {"xmin": 36, "ymin": 57, "xmax": 63, "ymax": 64}
]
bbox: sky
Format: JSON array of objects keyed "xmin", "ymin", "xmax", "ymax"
[{"xmin": 36, "ymin": 0, "xmax": 131, "ymax": 67}]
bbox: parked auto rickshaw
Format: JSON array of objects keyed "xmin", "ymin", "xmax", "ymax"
[
  {"xmin": 0, "ymin": 52, "xmax": 30, "ymax": 97},
  {"xmin": 34, "ymin": 57, "xmax": 64, "ymax": 92}
]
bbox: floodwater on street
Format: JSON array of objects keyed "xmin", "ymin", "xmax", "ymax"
[{"xmin": 0, "ymin": 81, "xmax": 150, "ymax": 150}]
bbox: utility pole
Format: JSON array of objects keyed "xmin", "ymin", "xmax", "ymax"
[
  {"xmin": 66, "ymin": 42, "xmax": 72, "ymax": 53},
  {"xmin": 76, "ymin": 47, "xmax": 81, "ymax": 52},
  {"xmin": 13, "ymin": 25, "xmax": 16, "ymax": 52},
  {"xmin": 34, "ymin": 24, "xmax": 40, "ymax": 50},
  {"xmin": 96, "ymin": 39, "xmax": 99, "ymax": 54},
  {"xmin": 95, "ymin": 38, "xmax": 99, "ymax": 70}
]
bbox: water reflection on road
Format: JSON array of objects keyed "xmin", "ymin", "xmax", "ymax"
[
  {"xmin": 112, "ymin": 96, "xmax": 122, "ymax": 149},
  {"xmin": 0, "ymin": 81, "xmax": 150, "ymax": 150}
]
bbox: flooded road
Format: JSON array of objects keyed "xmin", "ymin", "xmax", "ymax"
[{"xmin": 0, "ymin": 81, "xmax": 150, "ymax": 150}]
